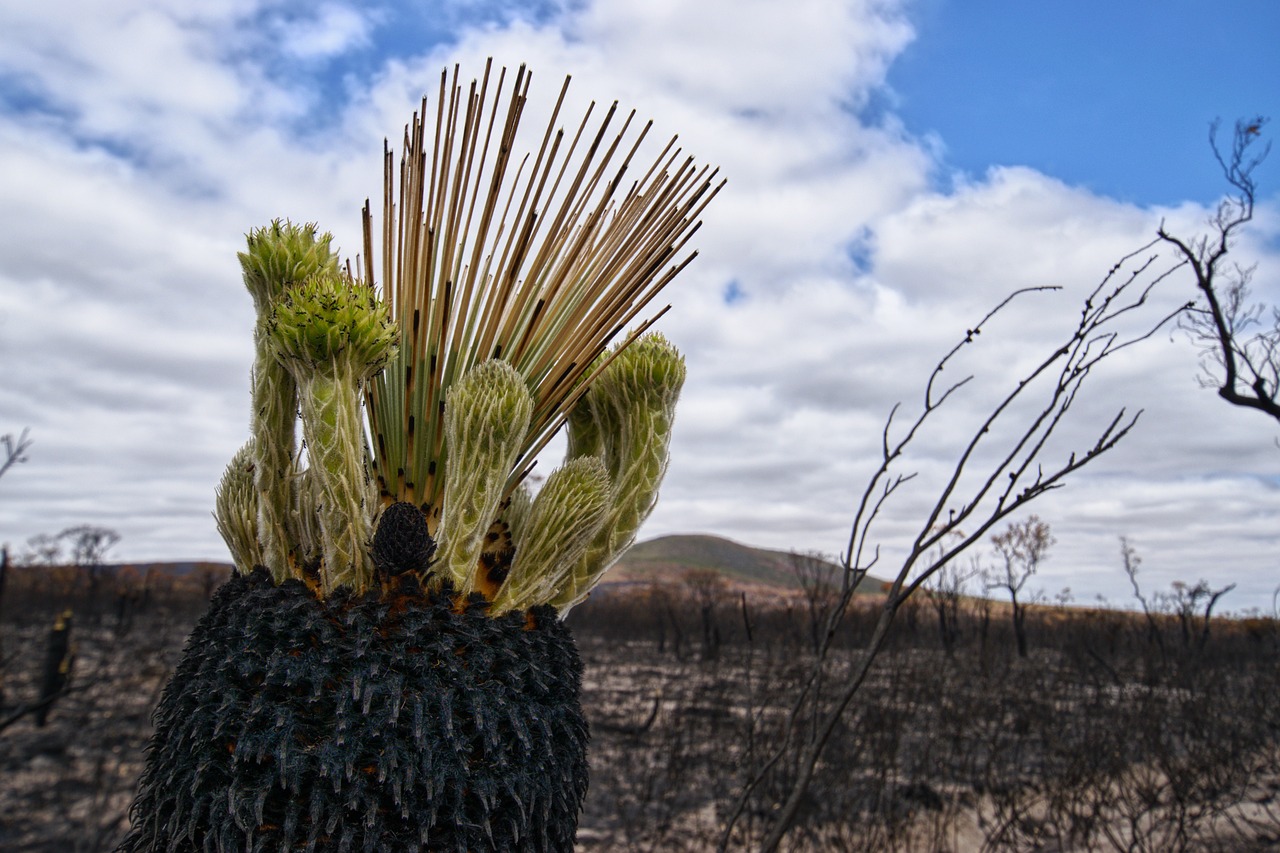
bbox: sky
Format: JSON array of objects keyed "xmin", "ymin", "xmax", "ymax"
[{"xmin": 1, "ymin": 0, "xmax": 1277, "ymax": 612}]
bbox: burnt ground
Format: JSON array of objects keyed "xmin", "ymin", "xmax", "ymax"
[{"xmin": 3, "ymin": 581, "xmax": 1280, "ymax": 852}]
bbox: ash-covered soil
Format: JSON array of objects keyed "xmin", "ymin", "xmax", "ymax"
[
  {"xmin": 1, "ymin": 608, "xmax": 193, "ymax": 852},
  {"xmin": 5, "ymin": 583, "xmax": 1280, "ymax": 852}
]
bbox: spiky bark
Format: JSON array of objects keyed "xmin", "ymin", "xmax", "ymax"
[{"xmin": 118, "ymin": 571, "xmax": 588, "ymax": 853}]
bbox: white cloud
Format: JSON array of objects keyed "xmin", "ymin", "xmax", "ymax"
[
  {"xmin": 276, "ymin": 3, "xmax": 376, "ymax": 60},
  {"xmin": 0, "ymin": 3, "xmax": 252, "ymax": 146},
  {"xmin": 567, "ymin": 0, "xmax": 913, "ymax": 113},
  {"xmin": 1, "ymin": 0, "xmax": 1277, "ymax": 613}
]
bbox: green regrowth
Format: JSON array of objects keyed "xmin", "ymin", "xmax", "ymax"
[
  {"xmin": 490, "ymin": 456, "xmax": 611, "ymax": 615},
  {"xmin": 293, "ymin": 464, "xmax": 324, "ymax": 571},
  {"xmin": 214, "ymin": 440, "xmax": 263, "ymax": 574},
  {"xmin": 437, "ymin": 360, "xmax": 533, "ymax": 595},
  {"xmin": 268, "ymin": 273, "xmax": 398, "ymax": 595},
  {"xmin": 502, "ymin": 483, "xmax": 534, "ymax": 550},
  {"xmin": 553, "ymin": 332, "xmax": 686, "ymax": 610},
  {"xmin": 566, "ymin": 382, "xmax": 604, "ymax": 460},
  {"xmin": 240, "ymin": 221, "xmax": 339, "ymax": 309},
  {"xmin": 239, "ymin": 220, "xmax": 340, "ymax": 583}
]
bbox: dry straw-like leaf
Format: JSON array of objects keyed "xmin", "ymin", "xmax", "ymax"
[{"xmin": 363, "ymin": 59, "xmax": 723, "ymax": 529}]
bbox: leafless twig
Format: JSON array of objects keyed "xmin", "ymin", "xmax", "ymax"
[
  {"xmin": 721, "ymin": 250, "xmax": 1186, "ymax": 851},
  {"xmin": 1161, "ymin": 117, "xmax": 1276, "ymax": 422},
  {"xmin": 0, "ymin": 428, "xmax": 32, "ymax": 483}
]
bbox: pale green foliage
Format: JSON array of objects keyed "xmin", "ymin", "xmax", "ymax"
[
  {"xmin": 269, "ymin": 275, "xmax": 400, "ymax": 374},
  {"xmin": 437, "ymin": 360, "xmax": 533, "ymax": 595},
  {"xmin": 436, "ymin": 333, "xmax": 686, "ymax": 612},
  {"xmin": 220, "ymin": 232, "xmax": 686, "ymax": 609},
  {"xmin": 491, "ymin": 456, "xmax": 611, "ymax": 615},
  {"xmin": 217, "ymin": 214, "xmax": 688, "ymax": 611},
  {"xmin": 214, "ymin": 440, "xmax": 263, "ymax": 574},
  {"xmin": 249, "ymin": 351, "xmax": 299, "ymax": 583},
  {"xmin": 293, "ymin": 463, "xmax": 324, "ymax": 570},
  {"xmin": 502, "ymin": 483, "xmax": 534, "ymax": 550},
  {"xmin": 565, "ymin": 388, "xmax": 603, "ymax": 460},
  {"xmin": 239, "ymin": 221, "xmax": 338, "ymax": 312},
  {"xmin": 553, "ymin": 333, "xmax": 686, "ymax": 610},
  {"xmin": 268, "ymin": 273, "xmax": 399, "ymax": 595},
  {"xmin": 240, "ymin": 220, "xmax": 340, "ymax": 583}
]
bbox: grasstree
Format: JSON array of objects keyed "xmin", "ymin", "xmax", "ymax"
[{"xmin": 121, "ymin": 60, "xmax": 719, "ymax": 853}]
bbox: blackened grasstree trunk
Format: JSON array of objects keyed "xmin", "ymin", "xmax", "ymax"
[
  {"xmin": 120, "ymin": 60, "xmax": 720, "ymax": 852},
  {"xmin": 36, "ymin": 608, "xmax": 73, "ymax": 727},
  {"xmin": 124, "ymin": 570, "xmax": 588, "ymax": 851}
]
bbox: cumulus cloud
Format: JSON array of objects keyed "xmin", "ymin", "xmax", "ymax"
[
  {"xmin": 0, "ymin": 0, "xmax": 1277, "ymax": 612},
  {"xmin": 275, "ymin": 3, "xmax": 376, "ymax": 60}
]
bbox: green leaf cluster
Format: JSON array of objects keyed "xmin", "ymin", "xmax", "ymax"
[
  {"xmin": 431, "ymin": 332, "xmax": 685, "ymax": 614},
  {"xmin": 216, "ymin": 222, "xmax": 399, "ymax": 595},
  {"xmin": 213, "ymin": 65, "xmax": 710, "ymax": 609},
  {"xmin": 216, "ymin": 234, "xmax": 685, "ymax": 611}
]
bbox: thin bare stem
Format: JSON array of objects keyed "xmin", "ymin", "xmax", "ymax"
[
  {"xmin": 1161, "ymin": 117, "xmax": 1277, "ymax": 422},
  {"xmin": 723, "ymin": 253, "xmax": 1180, "ymax": 851}
]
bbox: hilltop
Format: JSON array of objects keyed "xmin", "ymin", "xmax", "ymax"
[{"xmin": 605, "ymin": 534, "xmax": 888, "ymax": 596}]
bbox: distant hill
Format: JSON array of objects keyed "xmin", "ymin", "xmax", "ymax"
[
  {"xmin": 112, "ymin": 561, "xmax": 234, "ymax": 577},
  {"xmin": 34, "ymin": 538, "xmax": 886, "ymax": 598},
  {"xmin": 605, "ymin": 534, "xmax": 888, "ymax": 595}
]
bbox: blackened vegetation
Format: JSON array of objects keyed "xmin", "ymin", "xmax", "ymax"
[
  {"xmin": 35, "ymin": 611, "xmax": 73, "ymax": 728},
  {"xmin": 566, "ymin": 583, "xmax": 1280, "ymax": 852},
  {"xmin": 3, "ymin": 570, "xmax": 1280, "ymax": 851},
  {"xmin": 117, "ymin": 569, "xmax": 587, "ymax": 853},
  {"xmin": 1161, "ymin": 117, "xmax": 1277, "ymax": 425},
  {"xmin": 1, "ymin": 566, "xmax": 221, "ymax": 851}
]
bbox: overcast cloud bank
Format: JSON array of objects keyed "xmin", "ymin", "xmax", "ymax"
[{"xmin": 1, "ymin": 0, "xmax": 1277, "ymax": 610}]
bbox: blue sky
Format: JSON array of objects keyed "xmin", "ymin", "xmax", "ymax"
[
  {"xmin": 1, "ymin": 0, "xmax": 1278, "ymax": 611},
  {"xmin": 887, "ymin": 0, "xmax": 1277, "ymax": 204},
  {"xmin": 251, "ymin": 0, "xmax": 1280, "ymax": 205}
]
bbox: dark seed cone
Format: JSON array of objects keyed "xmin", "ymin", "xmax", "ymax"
[
  {"xmin": 119, "ymin": 569, "xmax": 588, "ymax": 853},
  {"xmin": 371, "ymin": 501, "xmax": 437, "ymax": 578}
]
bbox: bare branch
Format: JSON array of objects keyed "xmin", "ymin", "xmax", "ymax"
[
  {"xmin": 0, "ymin": 428, "xmax": 32, "ymax": 483},
  {"xmin": 726, "ymin": 254, "xmax": 1176, "ymax": 851},
  {"xmin": 1162, "ymin": 117, "xmax": 1279, "ymax": 421}
]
